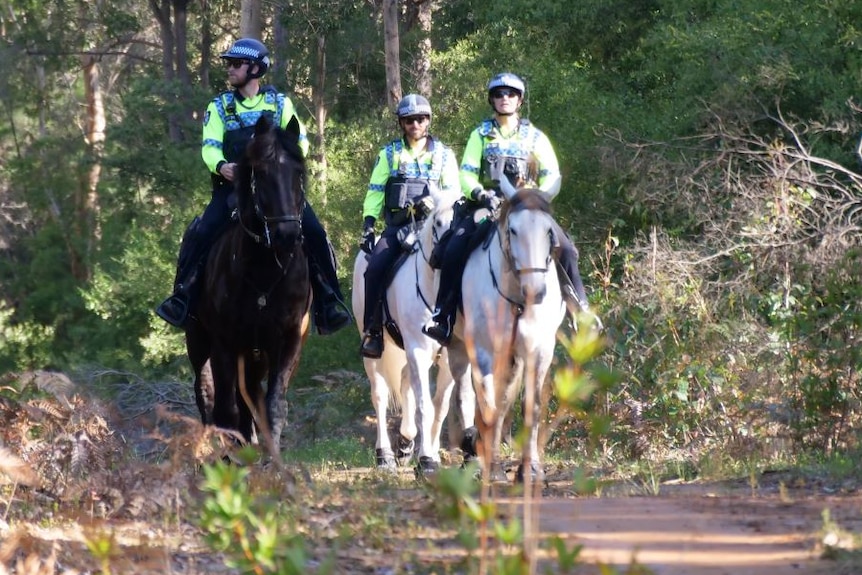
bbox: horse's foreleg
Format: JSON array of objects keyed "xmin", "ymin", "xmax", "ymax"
[
  {"xmin": 210, "ymin": 350, "xmax": 240, "ymax": 434},
  {"xmin": 474, "ymin": 370, "xmax": 508, "ymax": 482},
  {"xmin": 408, "ymin": 349, "xmax": 439, "ymax": 465},
  {"xmin": 366, "ymin": 359, "xmax": 395, "ymax": 468},
  {"xmin": 267, "ymin": 337, "xmax": 304, "ymax": 456},
  {"xmin": 517, "ymin": 360, "xmax": 551, "ymax": 484}
]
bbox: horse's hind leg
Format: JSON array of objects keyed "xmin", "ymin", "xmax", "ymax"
[
  {"xmin": 446, "ymin": 340, "xmax": 479, "ymax": 465},
  {"xmin": 195, "ymin": 360, "xmax": 215, "ymax": 425},
  {"xmin": 186, "ymin": 325, "xmax": 213, "ymax": 424},
  {"xmin": 397, "ymin": 363, "xmax": 417, "ymax": 466},
  {"xmin": 429, "ymin": 350, "xmax": 456, "ymax": 457}
]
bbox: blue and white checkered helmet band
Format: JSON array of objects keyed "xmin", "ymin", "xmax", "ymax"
[{"xmin": 228, "ymin": 46, "xmax": 265, "ymax": 61}]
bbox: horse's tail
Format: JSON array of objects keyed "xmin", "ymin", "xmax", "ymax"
[{"xmin": 376, "ymin": 349, "xmax": 406, "ymax": 411}]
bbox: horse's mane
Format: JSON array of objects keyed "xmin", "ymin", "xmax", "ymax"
[{"xmin": 500, "ymin": 188, "xmax": 552, "ymax": 221}]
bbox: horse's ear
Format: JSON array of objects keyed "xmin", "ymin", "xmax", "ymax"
[
  {"xmin": 285, "ymin": 115, "xmax": 301, "ymax": 144},
  {"xmin": 540, "ymin": 174, "xmax": 561, "ymax": 201}
]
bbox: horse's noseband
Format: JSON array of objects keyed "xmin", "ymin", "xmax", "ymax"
[
  {"xmin": 503, "ymin": 222, "xmax": 552, "ymax": 277},
  {"xmin": 246, "ymin": 168, "xmax": 304, "ymax": 248}
]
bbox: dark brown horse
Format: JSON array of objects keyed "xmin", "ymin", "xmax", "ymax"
[{"xmin": 185, "ymin": 115, "xmax": 311, "ymax": 455}]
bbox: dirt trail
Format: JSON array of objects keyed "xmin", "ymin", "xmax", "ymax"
[{"xmin": 534, "ymin": 484, "xmax": 856, "ymax": 574}]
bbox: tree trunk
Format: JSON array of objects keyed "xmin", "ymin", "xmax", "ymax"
[
  {"xmin": 199, "ymin": 0, "xmax": 212, "ymax": 88},
  {"xmin": 173, "ymin": 0, "xmax": 191, "ymax": 87},
  {"xmin": 173, "ymin": 0, "xmax": 192, "ymax": 142},
  {"xmin": 150, "ymin": 0, "xmax": 174, "ymax": 81},
  {"xmin": 404, "ymin": 0, "xmax": 432, "ymax": 96},
  {"xmin": 383, "ymin": 0, "xmax": 402, "ymax": 109},
  {"xmin": 313, "ymin": 33, "xmax": 328, "ymax": 207},
  {"xmin": 240, "ymin": 0, "xmax": 263, "ymax": 39},
  {"xmin": 74, "ymin": 54, "xmax": 106, "ymax": 281},
  {"xmin": 412, "ymin": 0, "xmax": 432, "ymax": 97},
  {"xmin": 272, "ymin": 11, "xmax": 288, "ymax": 86},
  {"xmin": 150, "ymin": 0, "xmax": 184, "ymax": 142}
]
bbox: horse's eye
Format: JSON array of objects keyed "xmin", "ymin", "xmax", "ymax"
[{"xmin": 510, "ymin": 228, "xmax": 518, "ymax": 237}]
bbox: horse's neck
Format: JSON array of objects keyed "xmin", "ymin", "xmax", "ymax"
[{"xmin": 415, "ymin": 221, "xmax": 438, "ymax": 283}]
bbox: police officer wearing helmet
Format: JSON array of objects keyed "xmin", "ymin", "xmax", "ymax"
[
  {"xmin": 358, "ymin": 94, "xmax": 460, "ymax": 358},
  {"xmin": 157, "ymin": 38, "xmax": 350, "ymax": 335},
  {"xmin": 422, "ymin": 72, "xmax": 595, "ymax": 345}
]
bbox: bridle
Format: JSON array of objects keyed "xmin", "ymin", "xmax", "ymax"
[
  {"xmin": 487, "ymin": 206, "xmax": 554, "ymax": 313},
  {"xmin": 412, "ymin": 210, "xmax": 446, "ymax": 311},
  {"xmin": 239, "ymin": 165, "xmax": 305, "ymax": 252}
]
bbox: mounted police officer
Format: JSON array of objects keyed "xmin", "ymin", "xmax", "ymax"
[
  {"xmin": 358, "ymin": 94, "xmax": 460, "ymax": 358},
  {"xmin": 422, "ymin": 72, "xmax": 595, "ymax": 345},
  {"xmin": 156, "ymin": 38, "xmax": 350, "ymax": 334}
]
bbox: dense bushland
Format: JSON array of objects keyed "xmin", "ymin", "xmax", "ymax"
[{"xmin": 1, "ymin": 0, "xmax": 861, "ymax": 464}]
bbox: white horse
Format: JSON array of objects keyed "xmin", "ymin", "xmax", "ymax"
[
  {"xmin": 352, "ymin": 198, "xmax": 476, "ymax": 475},
  {"xmin": 447, "ymin": 179, "xmax": 566, "ymax": 483}
]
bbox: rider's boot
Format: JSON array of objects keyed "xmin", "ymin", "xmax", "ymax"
[
  {"xmin": 422, "ymin": 297, "xmax": 455, "ymax": 346},
  {"xmin": 311, "ymin": 263, "xmax": 351, "ymax": 336},
  {"xmin": 360, "ymin": 306, "xmax": 384, "ymax": 359},
  {"xmin": 156, "ymin": 265, "xmax": 200, "ymax": 328},
  {"xmin": 561, "ymin": 283, "xmax": 603, "ymax": 333}
]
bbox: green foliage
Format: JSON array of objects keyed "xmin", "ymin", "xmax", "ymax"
[
  {"xmin": 198, "ymin": 460, "xmax": 333, "ymax": 575},
  {"xmin": 2, "ymin": 0, "xmax": 862, "ymax": 473}
]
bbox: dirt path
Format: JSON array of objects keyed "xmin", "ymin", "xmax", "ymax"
[{"xmin": 533, "ymin": 483, "xmax": 856, "ymax": 574}]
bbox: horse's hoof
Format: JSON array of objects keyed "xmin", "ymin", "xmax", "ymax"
[
  {"xmin": 375, "ymin": 448, "xmax": 397, "ymax": 470},
  {"xmin": 396, "ymin": 436, "xmax": 415, "ymax": 467},
  {"xmin": 489, "ymin": 462, "xmax": 509, "ymax": 484},
  {"xmin": 460, "ymin": 426, "xmax": 478, "ymax": 459},
  {"xmin": 515, "ymin": 462, "xmax": 544, "ymax": 484},
  {"xmin": 414, "ymin": 456, "xmax": 439, "ymax": 480}
]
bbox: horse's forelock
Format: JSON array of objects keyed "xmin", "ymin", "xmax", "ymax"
[{"xmin": 501, "ymin": 188, "xmax": 552, "ymax": 221}]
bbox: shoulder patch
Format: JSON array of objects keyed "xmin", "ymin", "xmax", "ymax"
[{"xmin": 203, "ymin": 110, "xmax": 210, "ymax": 126}]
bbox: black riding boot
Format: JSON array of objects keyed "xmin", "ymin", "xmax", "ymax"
[
  {"xmin": 310, "ymin": 263, "xmax": 351, "ymax": 336},
  {"xmin": 156, "ymin": 263, "xmax": 201, "ymax": 328},
  {"xmin": 422, "ymin": 295, "xmax": 456, "ymax": 346},
  {"xmin": 359, "ymin": 305, "xmax": 384, "ymax": 359},
  {"xmin": 157, "ymin": 219, "xmax": 206, "ymax": 329},
  {"xmin": 556, "ymin": 237, "xmax": 603, "ymax": 332}
]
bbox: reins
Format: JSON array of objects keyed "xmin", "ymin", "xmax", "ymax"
[
  {"xmin": 238, "ymin": 168, "xmax": 304, "ymax": 250},
  {"xmin": 412, "ymin": 212, "xmax": 440, "ymax": 312}
]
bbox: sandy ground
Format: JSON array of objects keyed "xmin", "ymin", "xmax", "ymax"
[{"xmin": 532, "ymin": 482, "xmax": 858, "ymax": 574}]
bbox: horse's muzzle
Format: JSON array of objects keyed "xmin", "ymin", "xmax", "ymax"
[{"xmin": 270, "ymin": 220, "xmax": 303, "ymax": 249}]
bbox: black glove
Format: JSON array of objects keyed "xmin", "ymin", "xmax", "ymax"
[
  {"xmin": 411, "ymin": 195, "xmax": 434, "ymax": 218},
  {"xmin": 473, "ymin": 188, "xmax": 501, "ymax": 212},
  {"xmin": 360, "ymin": 216, "xmax": 376, "ymax": 254}
]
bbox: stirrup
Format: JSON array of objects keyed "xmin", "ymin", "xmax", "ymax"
[
  {"xmin": 421, "ymin": 315, "xmax": 451, "ymax": 345},
  {"xmin": 156, "ymin": 294, "xmax": 189, "ymax": 328},
  {"xmin": 316, "ymin": 301, "xmax": 351, "ymax": 335},
  {"xmin": 360, "ymin": 330, "xmax": 383, "ymax": 359}
]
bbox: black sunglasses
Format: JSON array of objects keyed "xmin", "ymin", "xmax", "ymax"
[
  {"xmin": 492, "ymin": 88, "xmax": 520, "ymax": 99},
  {"xmin": 401, "ymin": 116, "xmax": 429, "ymax": 125},
  {"xmin": 226, "ymin": 60, "xmax": 250, "ymax": 69}
]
